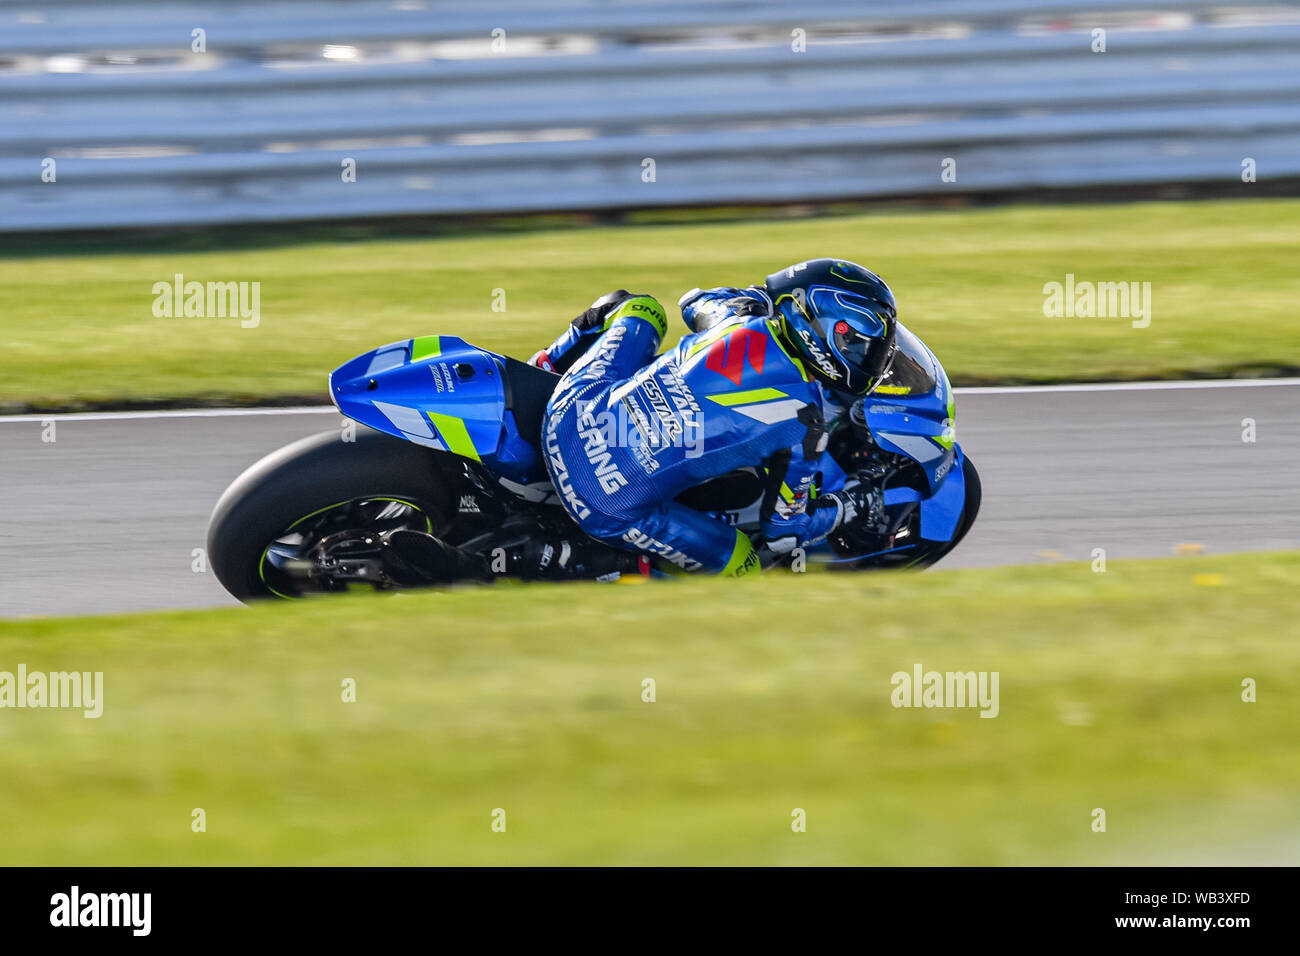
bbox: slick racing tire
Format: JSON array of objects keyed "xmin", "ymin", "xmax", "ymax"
[{"xmin": 206, "ymin": 427, "xmax": 453, "ymax": 602}]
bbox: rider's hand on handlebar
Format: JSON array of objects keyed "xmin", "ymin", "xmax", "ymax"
[{"xmin": 822, "ymin": 481, "xmax": 882, "ymax": 532}]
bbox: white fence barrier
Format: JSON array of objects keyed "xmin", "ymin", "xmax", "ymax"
[{"xmin": 1, "ymin": 0, "xmax": 1296, "ymax": 230}]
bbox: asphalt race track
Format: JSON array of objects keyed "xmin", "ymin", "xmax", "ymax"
[{"xmin": 2, "ymin": 380, "xmax": 1297, "ymax": 618}]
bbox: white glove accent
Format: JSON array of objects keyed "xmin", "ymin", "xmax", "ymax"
[{"xmin": 833, "ymin": 493, "xmax": 856, "ymax": 528}]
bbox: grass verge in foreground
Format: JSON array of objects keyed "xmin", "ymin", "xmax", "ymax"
[
  {"xmin": 4, "ymin": 198, "xmax": 1299, "ymax": 410},
  {"xmin": 0, "ymin": 551, "xmax": 1295, "ymax": 865}
]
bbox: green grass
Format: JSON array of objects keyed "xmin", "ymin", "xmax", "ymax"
[
  {"xmin": 3, "ymin": 198, "xmax": 1299, "ymax": 410},
  {"xmin": 1, "ymin": 551, "xmax": 1296, "ymax": 865}
]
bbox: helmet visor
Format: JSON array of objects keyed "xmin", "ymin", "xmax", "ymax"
[{"xmin": 831, "ymin": 317, "xmax": 894, "ymax": 389}]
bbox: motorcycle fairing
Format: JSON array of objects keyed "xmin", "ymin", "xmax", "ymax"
[
  {"xmin": 860, "ymin": 325, "xmax": 964, "ymax": 542},
  {"xmin": 329, "ymin": 335, "xmax": 543, "ymax": 483},
  {"xmin": 329, "ymin": 325, "xmax": 969, "ymax": 547}
]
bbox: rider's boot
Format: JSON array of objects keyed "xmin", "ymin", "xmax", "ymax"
[
  {"xmin": 504, "ymin": 535, "xmax": 645, "ymax": 581},
  {"xmin": 382, "ymin": 529, "xmax": 643, "ymax": 584},
  {"xmin": 528, "ymin": 290, "xmax": 632, "ymax": 373}
]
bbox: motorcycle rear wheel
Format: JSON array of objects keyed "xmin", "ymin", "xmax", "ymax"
[{"xmin": 206, "ymin": 428, "xmax": 452, "ymax": 601}]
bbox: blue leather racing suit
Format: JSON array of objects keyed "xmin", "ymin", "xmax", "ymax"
[{"xmin": 541, "ymin": 288, "xmax": 849, "ymax": 576}]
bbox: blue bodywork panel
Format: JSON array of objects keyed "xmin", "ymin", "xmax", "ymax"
[
  {"xmin": 329, "ymin": 335, "xmax": 543, "ymax": 483},
  {"xmin": 861, "ymin": 325, "xmax": 964, "ymax": 542},
  {"xmin": 330, "ymin": 323, "xmax": 969, "ymax": 544}
]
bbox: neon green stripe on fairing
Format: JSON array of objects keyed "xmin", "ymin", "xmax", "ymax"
[
  {"xmin": 705, "ymin": 387, "xmax": 788, "ymax": 407},
  {"xmin": 410, "ymin": 335, "xmax": 441, "ymax": 362},
  {"xmin": 426, "ymin": 411, "xmax": 480, "ymax": 461},
  {"xmin": 934, "ymin": 367, "xmax": 957, "ymax": 449}
]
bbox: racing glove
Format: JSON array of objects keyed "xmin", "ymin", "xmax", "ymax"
[
  {"xmin": 764, "ymin": 489, "xmax": 858, "ymax": 556},
  {"xmin": 819, "ymin": 481, "xmax": 883, "ymax": 533},
  {"xmin": 678, "ymin": 286, "xmax": 773, "ymax": 333}
]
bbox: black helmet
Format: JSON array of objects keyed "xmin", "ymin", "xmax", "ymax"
[{"xmin": 765, "ymin": 258, "xmax": 897, "ymax": 396}]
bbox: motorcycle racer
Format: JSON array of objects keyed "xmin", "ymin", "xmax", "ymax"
[
  {"xmin": 210, "ymin": 256, "xmax": 975, "ymax": 599},
  {"xmin": 532, "ymin": 258, "xmax": 899, "ymax": 576}
]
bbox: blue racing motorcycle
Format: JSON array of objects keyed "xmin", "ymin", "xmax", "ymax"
[{"xmin": 207, "ymin": 324, "xmax": 980, "ymax": 600}]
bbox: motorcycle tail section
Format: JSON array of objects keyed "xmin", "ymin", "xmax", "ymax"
[{"xmin": 329, "ymin": 334, "xmax": 542, "ymax": 482}]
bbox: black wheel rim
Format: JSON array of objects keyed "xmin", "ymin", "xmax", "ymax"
[{"xmin": 258, "ymin": 497, "xmax": 433, "ymax": 598}]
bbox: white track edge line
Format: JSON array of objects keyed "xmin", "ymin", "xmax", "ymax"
[
  {"xmin": 1, "ymin": 378, "xmax": 1298, "ymax": 423},
  {"xmin": 955, "ymin": 378, "xmax": 1300, "ymax": 395},
  {"xmin": 0, "ymin": 406, "xmax": 340, "ymax": 423}
]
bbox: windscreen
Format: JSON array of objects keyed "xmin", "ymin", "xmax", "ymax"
[{"xmin": 874, "ymin": 323, "xmax": 936, "ymax": 395}]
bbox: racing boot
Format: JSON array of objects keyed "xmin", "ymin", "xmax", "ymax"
[
  {"xmin": 499, "ymin": 534, "xmax": 646, "ymax": 581},
  {"xmin": 528, "ymin": 289, "xmax": 634, "ymax": 374},
  {"xmin": 378, "ymin": 529, "xmax": 493, "ymax": 586}
]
